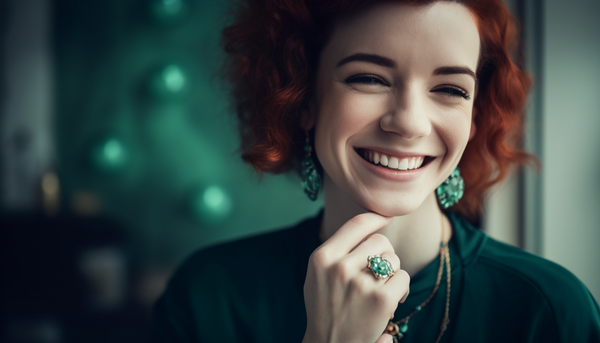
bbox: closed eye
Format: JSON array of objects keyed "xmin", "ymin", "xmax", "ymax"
[
  {"xmin": 432, "ymin": 86, "xmax": 470, "ymax": 100},
  {"xmin": 345, "ymin": 74, "xmax": 389, "ymax": 86}
]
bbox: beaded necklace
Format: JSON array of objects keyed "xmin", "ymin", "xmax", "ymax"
[{"xmin": 385, "ymin": 214, "xmax": 451, "ymax": 343}]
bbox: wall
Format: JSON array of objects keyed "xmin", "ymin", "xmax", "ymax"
[{"xmin": 542, "ymin": 0, "xmax": 600, "ymax": 300}]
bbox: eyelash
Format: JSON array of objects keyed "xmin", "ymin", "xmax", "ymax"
[
  {"xmin": 433, "ymin": 86, "xmax": 471, "ymax": 100},
  {"xmin": 345, "ymin": 74, "xmax": 389, "ymax": 86},
  {"xmin": 345, "ymin": 74, "xmax": 471, "ymax": 100}
]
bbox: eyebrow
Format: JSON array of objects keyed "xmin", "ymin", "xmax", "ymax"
[
  {"xmin": 336, "ymin": 53, "xmax": 478, "ymax": 82},
  {"xmin": 433, "ymin": 66, "xmax": 478, "ymax": 83},
  {"xmin": 336, "ymin": 53, "xmax": 397, "ymax": 68}
]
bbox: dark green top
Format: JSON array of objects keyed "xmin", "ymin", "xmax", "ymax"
[{"xmin": 151, "ymin": 210, "xmax": 600, "ymax": 342}]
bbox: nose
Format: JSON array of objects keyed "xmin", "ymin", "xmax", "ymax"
[{"xmin": 379, "ymin": 88, "xmax": 431, "ymax": 139}]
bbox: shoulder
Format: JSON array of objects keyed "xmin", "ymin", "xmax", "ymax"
[
  {"xmin": 180, "ymin": 212, "xmax": 320, "ymax": 281},
  {"xmin": 449, "ymin": 212, "xmax": 591, "ymax": 299},
  {"xmin": 166, "ymin": 213, "xmax": 319, "ymax": 298},
  {"xmin": 151, "ymin": 212, "xmax": 322, "ymax": 342},
  {"xmin": 454, "ymin": 215, "xmax": 600, "ymax": 341},
  {"xmin": 478, "ymin": 233, "xmax": 593, "ymax": 309}
]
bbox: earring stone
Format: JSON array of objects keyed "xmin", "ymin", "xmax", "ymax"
[
  {"xmin": 436, "ymin": 167, "xmax": 464, "ymax": 209},
  {"xmin": 301, "ymin": 133, "xmax": 321, "ymax": 201}
]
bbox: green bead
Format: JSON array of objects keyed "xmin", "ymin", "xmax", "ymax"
[
  {"xmin": 400, "ymin": 322, "xmax": 409, "ymax": 333},
  {"xmin": 415, "ymin": 306, "xmax": 422, "ymax": 311}
]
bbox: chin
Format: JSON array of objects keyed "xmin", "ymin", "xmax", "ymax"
[{"xmin": 358, "ymin": 193, "xmax": 429, "ymax": 217}]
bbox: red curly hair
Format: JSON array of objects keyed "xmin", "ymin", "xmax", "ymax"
[{"xmin": 223, "ymin": 0, "xmax": 537, "ymax": 223}]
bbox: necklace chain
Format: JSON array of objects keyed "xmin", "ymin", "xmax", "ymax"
[{"xmin": 385, "ymin": 214, "xmax": 451, "ymax": 343}]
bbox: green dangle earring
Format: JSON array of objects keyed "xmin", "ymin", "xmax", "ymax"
[
  {"xmin": 301, "ymin": 130, "xmax": 321, "ymax": 201},
  {"xmin": 436, "ymin": 167, "xmax": 464, "ymax": 209}
]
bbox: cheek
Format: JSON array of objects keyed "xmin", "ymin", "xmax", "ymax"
[
  {"xmin": 441, "ymin": 110, "xmax": 473, "ymax": 156},
  {"xmin": 315, "ymin": 91, "xmax": 380, "ymax": 153}
]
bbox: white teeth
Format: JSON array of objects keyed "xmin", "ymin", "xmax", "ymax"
[
  {"xmin": 380, "ymin": 154, "xmax": 388, "ymax": 167},
  {"xmin": 362, "ymin": 149, "xmax": 427, "ymax": 170},
  {"xmin": 416, "ymin": 156, "xmax": 424, "ymax": 168},
  {"xmin": 398, "ymin": 158, "xmax": 409, "ymax": 170}
]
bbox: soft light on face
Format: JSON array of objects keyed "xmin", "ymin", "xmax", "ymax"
[{"xmin": 308, "ymin": 2, "xmax": 480, "ymax": 216}]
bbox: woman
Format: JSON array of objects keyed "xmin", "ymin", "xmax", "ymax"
[{"xmin": 152, "ymin": 0, "xmax": 600, "ymax": 342}]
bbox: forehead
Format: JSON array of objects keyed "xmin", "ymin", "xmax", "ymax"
[{"xmin": 320, "ymin": 2, "xmax": 481, "ymax": 73}]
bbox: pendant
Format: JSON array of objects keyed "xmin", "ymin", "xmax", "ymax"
[
  {"xmin": 386, "ymin": 322, "xmax": 404, "ymax": 342},
  {"xmin": 386, "ymin": 320, "xmax": 409, "ymax": 342}
]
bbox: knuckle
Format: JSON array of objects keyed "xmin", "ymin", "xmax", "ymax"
[
  {"xmin": 398, "ymin": 269, "xmax": 411, "ymax": 282},
  {"xmin": 394, "ymin": 269, "xmax": 411, "ymax": 287},
  {"xmin": 349, "ymin": 275, "xmax": 371, "ymax": 292},
  {"xmin": 309, "ymin": 248, "xmax": 330, "ymax": 267},
  {"xmin": 372, "ymin": 289, "xmax": 393, "ymax": 306},
  {"xmin": 390, "ymin": 254, "xmax": 401, "ymax": 270},
  {"xmin": 331, "ymin": 260, "xmax": 352, "ymax": 283},
  {"xmin": 369, "ymin": 234, "xmax": 393, "ymax": 251}
]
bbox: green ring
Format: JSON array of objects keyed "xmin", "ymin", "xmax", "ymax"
[{"xmin": 367, "ymin": 255, "xmax": 395, "ymax": 279}]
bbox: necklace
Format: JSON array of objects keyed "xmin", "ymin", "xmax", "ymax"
[{"xmin": 384, "ymin": 213, "xmax": 451, "ymax": 343}]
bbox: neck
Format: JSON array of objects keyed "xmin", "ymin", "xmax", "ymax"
[{"xmin": 321, "ymin": 173, "xmax": 452, "ymax": 277}]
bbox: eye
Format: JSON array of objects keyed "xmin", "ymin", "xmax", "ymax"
[
  {"xmin": 345, "ymin": 74, "xmax": 389, "ymax": 86},
  {"xmin": 432, "ymin": 86, "xmax": 471, "ymax": 100}
]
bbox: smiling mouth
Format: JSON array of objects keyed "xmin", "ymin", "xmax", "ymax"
[{"xmin": 356, "ymin": 148, "xmax": 434, "ymax": 171}]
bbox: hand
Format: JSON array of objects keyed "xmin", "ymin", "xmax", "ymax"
[{"xmin": 302, "ymin": 213, "xmax": 410, "ymax": 343}]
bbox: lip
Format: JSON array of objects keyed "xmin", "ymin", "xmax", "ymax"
[{"xmin": 354, "ymin": 148, "xmax": 433, "ymax": 182}]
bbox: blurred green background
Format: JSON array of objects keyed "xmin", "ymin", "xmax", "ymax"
[
  {"xmin": 54, "ymin": 0, "xmax": 323, "ymax": 268},
  {"xmin": 1, "ymin": 1, "xmax": 323, "ymax": 340}
]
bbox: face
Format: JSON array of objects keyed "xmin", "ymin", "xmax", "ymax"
[{"xmin": 305, "ymin": 1, "xmax": 480, "ymax": 216}]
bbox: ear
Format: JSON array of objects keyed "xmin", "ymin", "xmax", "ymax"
[
  {"xmin": 468, "ymin": 119, "xmax": 477, "ymax": 141},
  {"xmin": 299, "ymin": 100, "xmax": 317, "ymax": 130}
]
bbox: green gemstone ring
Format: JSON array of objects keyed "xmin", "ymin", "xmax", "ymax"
[{"xmin": 367, "ymin": 255, "xmax": 395, "ymax": 280}]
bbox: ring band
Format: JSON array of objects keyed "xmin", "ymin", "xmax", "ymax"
[{"xmin": 367, "ymin": 255, "xmax": 395, "ymax": 279}]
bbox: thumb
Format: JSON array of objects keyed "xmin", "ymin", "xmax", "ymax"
[{"xmin": 374, "ymin": 333, "xmax": 394, "ymax": 343}]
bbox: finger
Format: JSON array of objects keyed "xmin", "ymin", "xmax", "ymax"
[
  {"xmin": 350, "ymin": 232, "xmax": 394, "ymax": 255},
  {"xmin": 322, "ymin": 212, "xmax": 393, "ymax": 255},
  {"xmin": 374, "ymin": 333, "xmax": 394, "ymax": 343},
  {"xmin": 382, "ymin": 268, "xmax": 411, "ymax": 303},
  {"xmin": 346, "ymin": 234, "xmax": 399, "ymax": 274}
]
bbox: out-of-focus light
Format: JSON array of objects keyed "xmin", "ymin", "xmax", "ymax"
[
  {"xmin": 148, "ymin": 0, "xmax": 188, "ymax": 25},
  {"xmin": 41, "ymin": 172, "xmax": 59, "ymax": 195},
  {"xmin": 190, "ymin": 185, "xmax": 232, "ymax": 224},
  {"xmin": 162, "ymin": 65, "xmax": 185, "ymax": 93},
  {"xmin": 149, "ymin": 64, "xmax": 188, "ymax": 99},
  {"xmin": 41, "ymin": 171, "xmax": 60, "ymax": 216},
  {"xmin": 90, "ymin": 137, "xmax": 128, "ymax": 173}
]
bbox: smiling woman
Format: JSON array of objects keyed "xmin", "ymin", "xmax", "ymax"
[{"xmin": 151, "ymin": 1, "xmax": 600, "ymax": 342}]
